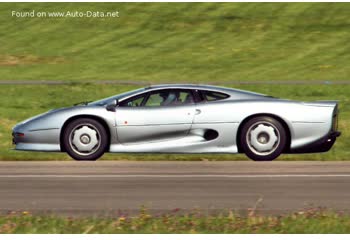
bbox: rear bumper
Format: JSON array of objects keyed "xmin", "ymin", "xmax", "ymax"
[{"xmin": 290, "ymin": 131, "xmax": 341, "ymax": 153}]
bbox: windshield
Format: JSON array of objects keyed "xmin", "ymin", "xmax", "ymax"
[{"xmin": 88, "ymin": 88, "xmax": 145, "ymax": 106}]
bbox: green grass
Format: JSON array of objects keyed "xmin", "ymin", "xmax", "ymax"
[
  {"xmin": 1, "ymin": 208, "xmax": 350, "ymax": 233},
  {"xmin": 0, "ymin": 83, "xmax": 348, "ymax": 161},
  {"xmin": 1, "ymin": 3, "xmax": 350, "ymax": 82}
]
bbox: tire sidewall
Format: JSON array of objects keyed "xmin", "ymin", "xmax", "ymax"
[
  {"xmin": 240, "ymin": 116, "xmax": 286, "ymax": 161},
  {"xmin": 63, "ymin": 118, "xmax": 108, "ymax": 161}
]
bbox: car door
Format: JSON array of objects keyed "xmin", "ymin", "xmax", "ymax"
[{"xmin": 115, "ymin": 89, "xmax": 196, "ymax": 144}]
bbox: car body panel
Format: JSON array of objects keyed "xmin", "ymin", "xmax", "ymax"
[{"xmin": 115, "ymin": 105, "xmax": 195, "ymax": 144}]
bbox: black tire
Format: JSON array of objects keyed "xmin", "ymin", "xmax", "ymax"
[
  {"xmin": 62, "ymin": 118, "xmax": 108, "ymax": 161},
  {"xmin": 240, "ymin": 116, "xmax": 287, "ymax": 161}
]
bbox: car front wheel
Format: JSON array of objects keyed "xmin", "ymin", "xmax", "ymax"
[
  {"xmin": 62, "ymin": 118, "xmax": 108, "ymax": 161},
  {"xmin": 240, "ymin": 116, "xmax": 287, "ymax": 161}
]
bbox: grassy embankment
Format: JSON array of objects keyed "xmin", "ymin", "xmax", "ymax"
[
  {"xmin": 1, "ymin": 208, "xmax": 350, "ymax": 233},
  {"xmin": 1, "ymin": 3, "xmax": 350, "ymax": 81},
  {"xmin": 1, "ymin": 3, "xmax": 350, "ymax": 160}
]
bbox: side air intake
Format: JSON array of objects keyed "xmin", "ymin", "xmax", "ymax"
[{"xmin": 203, "ymin": 130, "xmax": 219, "ymax": 141}]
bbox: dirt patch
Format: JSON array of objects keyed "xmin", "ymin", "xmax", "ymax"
[
  {"xmin": 0, "ymin": 118, "xmax": 17, "ymax": 148},
  {"xmin": 0, "ymin": 118, "xmax": 16, "ymax": 130},
  {"xmin": 0, "ymin": 55, "xmax": 66, "ymax": 66}
]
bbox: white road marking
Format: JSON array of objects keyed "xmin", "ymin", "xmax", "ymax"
[{"xmin": 0, "ymin": 174, "xmax": 350, "ymax": 178}]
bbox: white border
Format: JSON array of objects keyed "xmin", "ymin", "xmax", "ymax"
[{"xmin": 2, "ymin": 0, "xmax": 350, "ymax": 238}]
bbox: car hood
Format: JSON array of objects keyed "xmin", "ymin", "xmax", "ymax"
[{"xmin": 13, "ymin": 105, "xmax": 88, "ymax": 130}]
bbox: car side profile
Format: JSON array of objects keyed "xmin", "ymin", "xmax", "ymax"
[{"xmin": 12, "ymin": 84, "xmax": 341, "ymax": 161}]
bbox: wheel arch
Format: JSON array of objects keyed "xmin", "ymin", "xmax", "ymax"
[
  {"xmin": 236, "ymin": 113, "xmax": 291, "ymax": 153},
  {"xmin": 60, "ymin": 115, "xmax": 111, "ymax": 152}
]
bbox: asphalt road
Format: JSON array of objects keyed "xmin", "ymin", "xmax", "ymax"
[{"xmin": 1, "ymin": 161, "xmax": 350, "ymax": 216}]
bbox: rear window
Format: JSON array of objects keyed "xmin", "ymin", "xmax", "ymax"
[{"xmin": 199, "ymin": 90, "xmax": 229, "ymax": 102}]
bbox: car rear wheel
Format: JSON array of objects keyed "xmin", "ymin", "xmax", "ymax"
[
  {"xmin": 63, "ymin": 118, "xmax": 108, "ymax": 161},
  {"xmin": 240, "ymin": 116, "xmax": 286, "ymax": 161}
]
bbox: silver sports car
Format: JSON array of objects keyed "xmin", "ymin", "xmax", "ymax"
[{"xmin": 12, "ymin": 84, "xmax": 341, "ymax": 161}]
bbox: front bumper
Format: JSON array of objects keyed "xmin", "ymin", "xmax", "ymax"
[
  {"xmin": 12, "ymin": 128, "xmax": 61, "ymax": 152},
  {"xmin": 290, "ymin": 131, "xmax": 341, "ymax": 153}
]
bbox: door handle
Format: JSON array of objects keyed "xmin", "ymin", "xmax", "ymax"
[{"xmin": 195, "ymin": 109, "xmax": 201, "ymax": 115}]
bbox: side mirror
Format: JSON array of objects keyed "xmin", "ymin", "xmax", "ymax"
[{"xmin": 106, "ymin": 99, "xmax": 118, "ymax": 112}]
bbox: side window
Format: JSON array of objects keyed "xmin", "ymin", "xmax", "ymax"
[
  {"xmin": 145, "ymin": 92, "xmax": 165, "ymax": 107},
  {"xmin": 120, "ymin": 89, "xmax": 196, "ymax": 107},
  {"xmin": 119, "ymin": 94, "xmax": 145, "ymax": 107},
  {"xmin": 144, "ymin": 89, "xmax": 195, "ymax": 107},
  {"xmin": 200, "ymin": 90, "xmax": 229, "ymax": 102},
  {"xmin": 179, "ymin": 91, "xmax": 194, "ymax": 104}
]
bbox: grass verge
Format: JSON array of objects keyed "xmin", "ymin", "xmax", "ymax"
[{"xmin": 1, "ymin": 208, "xmax": 350, "ymax": 233}]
